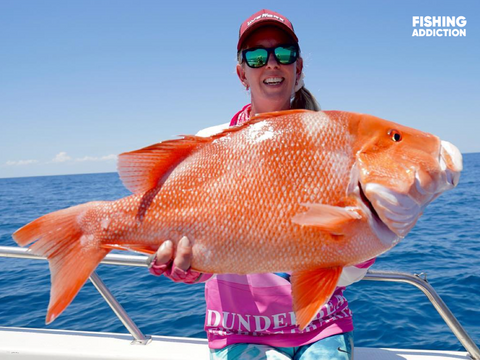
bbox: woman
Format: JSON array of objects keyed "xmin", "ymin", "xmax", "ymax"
[{"xmin": 149, "ymin": 9, "xmax": 374, "ymax": 360}]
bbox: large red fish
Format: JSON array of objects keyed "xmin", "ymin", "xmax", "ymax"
[{"xmin": 13, "ymin": 110, "xmax": 462, "ymax": 329}]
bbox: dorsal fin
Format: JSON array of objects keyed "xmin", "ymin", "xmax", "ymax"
[
  {"xmin": 117, "ymin": 110, "xmax": 312, "ymax": 194},
  {"xmin": 118, "ymin": 136, "xmax": 210, "ymax": 194}
]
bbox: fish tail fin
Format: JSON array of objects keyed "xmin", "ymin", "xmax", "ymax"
[{"xmin": 12, "ymin": 202, "xmax": 110, "ymax": 324}]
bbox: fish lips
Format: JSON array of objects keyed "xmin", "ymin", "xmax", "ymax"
[
  {"xmin": 355, "ymin": 179, "xmax": 403, "ymax": 247},
  {"xmin": 348, "ymin": 165, "xmax": 402, "ymax": 246},
  {"xmin": 358, "ymin": 173, "xmax": 448, "ymax": 241},
  {"xmin": 361, "ymin": 182, "xmax": 423, "ymax": 238},
  {"xmin": 354, "ymin": 163, "xmax": 433, "ymax": 241}
]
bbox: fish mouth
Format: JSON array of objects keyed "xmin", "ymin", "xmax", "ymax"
[
  {"xmin": 356, "ymin": 180, "xmax": 402, "ymax": 247},
  {"xmin": 358, "ymin": 181, "xmax": 380, "ymax": 223},
  {"xmin": 439, "ymin": 140, "xmax": 462, "ymax": 189}
]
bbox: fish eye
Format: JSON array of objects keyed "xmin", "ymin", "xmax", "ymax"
[{"xmin": 388, "ymin": 129, "xmax": 402, "ymax": 142}]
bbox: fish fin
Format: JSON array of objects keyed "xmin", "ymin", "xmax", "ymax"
[
  {"xmin": 127, "ymin": 245, "xmax": 156, "ymax": 254},
  {"xmin": 101, "ymin": 244, "xmax": 130, "ymax": 251},
  {"xmin": 12, "ymin": 202, "xmax": 110, "ymax": 324},
  {"xmin": 101, "ymin": 244, "xmax": 156, "ymax": 254},
  {"xmin": 292, "ymin": 203, "xmax": 362, "ymax": 235},
  {"xmin": 116, "ymin": 136, "xmax": 215, "ymax": 195},
  {"xmin": 291, "ymin": 266, "xmax": 343, "ymax": 330},
  {"xmin": 118, "ymin": 136, "xmax": 212, "ymax": 194},
  {"xmin": 118, "ymin": 110, "xmax": 311, "ymax": 194}
]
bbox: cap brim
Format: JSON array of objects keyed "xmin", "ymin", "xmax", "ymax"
[{"xmin": 237, "ymin": 20, "xmax": 298, "ymax": 50}]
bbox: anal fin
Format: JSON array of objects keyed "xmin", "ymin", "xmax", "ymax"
[
  {"xmin": 291, "ymin": 267, "xmax": 343, "ymax": 330},
  {"xmin": 101, "ymin": 244, "xmax": 156, "ymax": 254}
]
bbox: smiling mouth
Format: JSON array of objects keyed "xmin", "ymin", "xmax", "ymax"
[{"xmin": 263, "ymin": 77, "xmax": 284, "ymax": 86}]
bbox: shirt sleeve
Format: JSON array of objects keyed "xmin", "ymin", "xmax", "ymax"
[
  {"xmin": 149, "ymin": 261, "xmax": 214, "ymax": 284},
  {"xmin": 337, "ymin": 258, "xmax": 376, "ymax": 287},
  {"xmin": 196, "ymin": 123, "xmax": 230, "ymax": 137}
]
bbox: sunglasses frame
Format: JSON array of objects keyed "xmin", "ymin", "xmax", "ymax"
[{"xmin": 241, "ymin": 44, "xmax": 300, "ymax": 69}]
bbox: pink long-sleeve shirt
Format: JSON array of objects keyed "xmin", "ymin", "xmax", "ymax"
[{"xmin": 204, "ymin": 273, "xmax": 351, "ymax": 349}]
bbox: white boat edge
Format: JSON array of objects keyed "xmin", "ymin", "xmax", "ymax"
[
  {"xmin": 0, "ymin": 326, "xmax": 471, "ymax": 360},
  {"xmin": 2, "ymin": 247, "xmax": 478, "ymax": 359}
]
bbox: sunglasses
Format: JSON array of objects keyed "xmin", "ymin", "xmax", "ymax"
[{"xmin": 241, "ymin": 44, "xmax": 299, "ymax": 68}]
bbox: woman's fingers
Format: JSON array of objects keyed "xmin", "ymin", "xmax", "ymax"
[
  {"xmin": 173, "ymin": 236, "xmax": 193, "ymax": 271},
  {"xmin": 153, "ymin": 240, "xmax": 173, "ymax": 265},
  {"xmin": 149, "ymin": 236, "xmax": 205, "ymax": 283}
]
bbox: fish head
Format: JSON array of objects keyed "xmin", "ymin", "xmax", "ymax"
[{"xmin": 350, "ymin": 114, "xmax": 462, "ymax": 242}]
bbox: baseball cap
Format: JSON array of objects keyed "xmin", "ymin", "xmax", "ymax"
[{"xmin": 237, "ymin": 9, "xmax": 298, "ymax": 51}]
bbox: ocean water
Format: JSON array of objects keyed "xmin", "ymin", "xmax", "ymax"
[{"xmin": 0, "ymin": 153, "xmax": 479, "ymax": 352}]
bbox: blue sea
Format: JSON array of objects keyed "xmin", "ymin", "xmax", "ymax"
[{"xmin": 0, "ymin": 153, "xmax": 479, "ymax": 352}]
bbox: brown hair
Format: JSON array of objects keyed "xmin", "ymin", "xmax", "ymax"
[{"xmin": 291, "ymin": 85, "xmax": 321, "ymax": 111}]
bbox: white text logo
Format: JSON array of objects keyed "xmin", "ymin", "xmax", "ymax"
[
  {"xmin": 247, "ymin": 13, "xmax": 285, "ymax": 27},
  {"xmin": 412, "ymin": 16, "xmax": 467, "ymax": 37}
]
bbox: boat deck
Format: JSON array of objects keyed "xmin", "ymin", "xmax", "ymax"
[{"xmin": 0, "ymin": 327, "xmax": 470, "ymax": 360}]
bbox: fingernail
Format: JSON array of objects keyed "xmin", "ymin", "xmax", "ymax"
[
  {"xmin": 180, "ymin": 236, "xmax": 190, "ymax": 247},
  {"xmin": 160, "ymin": 240, "xmax": 172, "ymax": 250}
]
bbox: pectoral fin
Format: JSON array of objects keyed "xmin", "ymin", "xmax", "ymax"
[
  {"xmin": 292, "ymin": 203, "xmax": 362, "ymax": 235},
  {"xmin": 291, "ymin": 267, "xmax": 343, "ymax": 330}
]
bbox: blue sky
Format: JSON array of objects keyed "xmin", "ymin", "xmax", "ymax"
[{"xmin": 1, "ymin": 0, "xmax": 478, "ymax": 178}]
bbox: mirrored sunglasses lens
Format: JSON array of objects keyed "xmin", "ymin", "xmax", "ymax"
[
  {"xmin": 275, "ymin": 46, "xmax": 298, "ymax": 64},
  {"xmin": 245, "ymin": 49, "xmax": 268, "ymax": 68}
]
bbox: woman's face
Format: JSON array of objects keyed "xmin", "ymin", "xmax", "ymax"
[{"xmin": 237, "ymin": 26, "xmax": 303, "ymax": 114}]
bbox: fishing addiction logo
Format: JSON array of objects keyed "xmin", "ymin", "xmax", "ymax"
[{"xmin": 412, "ymin": 16, "xmax": 467, "ymax": 37}]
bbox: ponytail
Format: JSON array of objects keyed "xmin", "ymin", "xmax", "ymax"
[{"xmin": 291, "ymin": 86, "xmax": 321, "ymax": 111}]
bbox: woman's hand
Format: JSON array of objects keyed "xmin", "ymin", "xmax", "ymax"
[
  {"xmin": 148, "ymin": 236, "xmax": 212, "ymax": 283},
  {"xmin": 154, "ymin": 236, "xmax": 193, "ymax": 272}
]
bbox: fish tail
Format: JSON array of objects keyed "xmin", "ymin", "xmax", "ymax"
[{"xmin": 12, "ymin": 202, "xmax": 110, "ymax": 324}]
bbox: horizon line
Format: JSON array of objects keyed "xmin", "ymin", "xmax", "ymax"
[{"xmin": 1, "ymin": 150, "xmax": 479, "ymax": 180}]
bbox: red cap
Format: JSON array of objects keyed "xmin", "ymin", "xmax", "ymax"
[{"xmin": 237, "ymin": 9, "xmax": 298, "ymax": 51}]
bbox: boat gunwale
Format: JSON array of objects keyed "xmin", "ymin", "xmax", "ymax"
[{"xmin": 0, "ymin": 245, "xmax": 478, "ymax": 360}]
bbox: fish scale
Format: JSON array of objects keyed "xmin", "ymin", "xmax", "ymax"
[{"xmin": 12, "ymin": 109, "xmax": 462, "ymax": 329}]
